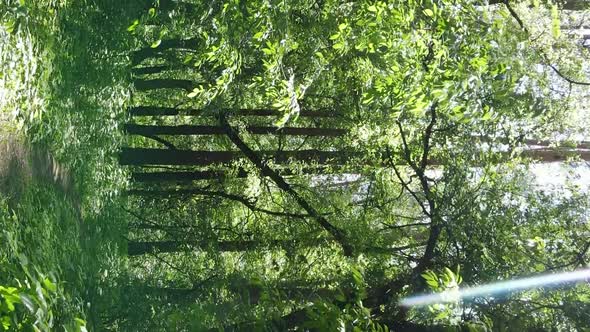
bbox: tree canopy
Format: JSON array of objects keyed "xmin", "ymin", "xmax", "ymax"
[{"xmin": 1, "ymin": 0, "xmax": 590, "ymax": 331}]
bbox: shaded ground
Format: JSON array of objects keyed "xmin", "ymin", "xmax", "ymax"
[
  {"xmin": 1, "ymin": 0, "xmax": 134, "ymax": 330},
  {"xmin": 0, "ymin": 134, "xmax": 78, "ymax": 213}
]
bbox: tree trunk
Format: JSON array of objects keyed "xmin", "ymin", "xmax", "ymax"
[
  {"xmin": 133, "ymin": 79, "xmax": 200, "ymax": 91},
  {"xmin": 119, "ymin": 147, "xmax": 590, "ymax": 167},
  {"xmin": 131, "ymin": 37, "xmax": 200, "ymax": 65},
  {"xmin": 128, "ymin": 106, "xmax": 339, "ymax": 118},
  {"xmin": 124, "ymin": 124, "xmax": 347, "ymax": 137},
  {"xmin": 131, "ymin": 65, "xmax": 173, "ymax": 76},
  {"xmin": 118, "ymin": 148, "xmax": 355, "ymax": 166},
  {"xmin": 521, "ymin": 148, "xmax": 590, "ymax": 162},
  {"xmin": 131, "ymin": 166, "xmax": 343, "ymax": 182},
  {"xmin": 131, "ymin": 170, "xmax": 239, "ymax": 182},
  {"xmin": 126, "ymin": 188, "xmax": 311, "ymax": 218},
  {"xmin": 158, "ymin": 0, "xmax": 199, "ymax": 13},
  {"xmin": 139, "ymin": 280, "xmax": 335, "ymax": 306}
]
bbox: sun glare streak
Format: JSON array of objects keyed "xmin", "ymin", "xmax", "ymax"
[{"xmin": 400, "ymin": 268, "xmax": 590, "ymax": 307}]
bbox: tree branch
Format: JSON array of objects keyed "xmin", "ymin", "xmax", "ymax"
[
  {"xmin": 503, "ymin": 0, "xmax": 528, "ymax": 33},
  {"xmin": 220, "ymin": 114, "xmax": 354, "ymax": 257},
  {"xmin": 420, "ymin": 103, "xmax": 437, "ymax": 171},
  {"xmin": 503, "ymin": 0, "xmax": 590, "ymax": 86},
  {"xmin": 386, "ymin": 146, "xmax": 431, "ymax": 217},
  {"xmin": 140, "ymin": 134, "xmax": 177, "ymax": 150}
]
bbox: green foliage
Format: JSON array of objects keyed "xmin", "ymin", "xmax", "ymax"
[
  {"xmin": 118, "ymin": 0, "xmax": 590, "ymax": 329},
  {"xmin": 3, "ymin": 0, "xmax": 590, "ymax": 330},
  {"xmin": 0, "ymin": 191, "xmax": 87, "ymax": 330},
  {"xmin": 1, "ymin": 0, "xmax": 133, "ymax": 330},
  {"xmin": 0, "ymin": 272, "xmax": 87, "ymax": 331},
  {"xmin": 419, "ymin": 267, "xmax": 463, "ymax": 323}
]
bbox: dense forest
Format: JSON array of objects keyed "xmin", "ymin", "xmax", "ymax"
[{"xmin": 1, "ymin": 0, "xmax": 590, "ymax": 331}]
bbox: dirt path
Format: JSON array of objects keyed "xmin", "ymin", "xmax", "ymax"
[{"xmin": 0, "ymin": 134, "xmax": 81, "ymax": 219}]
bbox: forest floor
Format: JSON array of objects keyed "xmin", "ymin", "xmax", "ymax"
[
  {"xmin": 0, "ymin": 1, "xmax": 132, "ymax": 330},
  {"xmin": 0, "ymin": 2, "xmax": 90, "ymax": 330},
  {"xmin": 0, "ymin": 133, "xmax": 89, "ymax": 330}
]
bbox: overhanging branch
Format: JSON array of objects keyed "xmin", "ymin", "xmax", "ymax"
[{"xmin": 220, "ymin": 114, "xmax": 354, "ymax": 257}]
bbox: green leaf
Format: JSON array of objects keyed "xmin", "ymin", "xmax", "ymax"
[
  {"xmin": 421, "ymin": 271, "xmax": 439, "ymax": 289},
  {"xmin": 19, "ymin": 294, "xmax": 35, "ymax": 313},
  {"xmin": 367, "ymin": 5, "xmax": 377, "ymax": 12},
  {"xmin": 183, "ymin": 55, "xmax": 194, "ymax": 64},
  {"xmin": 127, "ymin": 19, "xmax": 140, "ymax": 32},
  {"xmin": 434, "ymin": 310, "xmax": 449, "ymax": 320},
  {"xmin": 43, "ymin": 278, "xmax": 57, "ymax": 292},
  {"xmin": 148, "ymin": 7, "xmax": 156, "ymax": 17},
  {"xmin": 329, "ymin": 33, "xmax": 340, "ymax": 40},
  {"xmin": 1, "ymin": 316, "xmax": 11, "ymax": 330},
  {"xmin": 18, "ymin": 253, "xmax": 28, "ymax": 266},
  {"xmin": 4, "ymin": 20, "xmax": 16, "ymax": 34},
  {"xmin": 352, "ymin": 267, "xmax": 363, "ymax": 285},
  {"xmin": 443, "ymin": 267, "xmax": 456, "ymax": 284},
  {"xmin": 150, "ymin": 40, "xmax": 162, "ymax": 48},
  {"xmin": 423, "ymin": 9, "xmax": 434, "ymax": 17}
]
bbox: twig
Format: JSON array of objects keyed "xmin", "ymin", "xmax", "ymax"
[{"xmin": 503, "ymin": 1, "xmax": 590, "ymax": 86}]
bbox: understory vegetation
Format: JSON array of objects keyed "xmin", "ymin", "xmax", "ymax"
[{"xmin": 1, "ymin": 0, "xmax": 590, "ymax": 331}]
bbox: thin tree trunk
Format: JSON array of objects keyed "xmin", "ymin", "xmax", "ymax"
[
  {"xmin": 124, "ymin": 124, "xmax": 347, "ymax": 137},
  {"xmin": 131, "ymin": 166, "xmax": 342, "ymax": 182},
  {"xmin": 131, "ymin": 170, "xmax": 239, "ymax": 182},
  {"xmin": 521, "ymin": 148, "xmax": 590, "ymax": 162},
  {"xmin": 131, "ymin": 65, "xmax": 173, "ymax": 76},
  {"xmin": 128, "ymin": 106, "xmax": 339, "ymax": 118},
  {"xmin": 131, "ymin": 37, "xmax": 200, "ymax": 65},
  {"xmin": 119, "ymin": 147, "xmax": 590, "ymax": 168},
  {"xmin": 487, "ymin": 0, "xmax": 589, "ymax": 10},
  {"xmin": 134, "ymin": 79, "xmax": 200, "ymax": 91},
  {"xmin": 139, "ymin": 280, "xmax": 335, "ymax": 306},
  {"xmin": 118, "ymin": 148, "xmax": 355, "ymax": 166},
  {"xmin": 523, "ymin": 139, "xmax": 590, "ymax": 150},
  {"xmin": 158, "ymin": 0, "xmax": 200, "ymax": 13},
  {"xmin": 126, "ymin": 188, "xmax": 311, "ymax": 218}
]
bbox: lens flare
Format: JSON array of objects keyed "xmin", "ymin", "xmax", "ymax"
[{"xmin": 400, "ymin": 268, "xmax": 590, "ymax": 307}]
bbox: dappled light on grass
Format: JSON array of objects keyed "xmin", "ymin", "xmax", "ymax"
[{"xmin": 400, "ymin": 268, "xmax": 590, "ymax": 307}]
